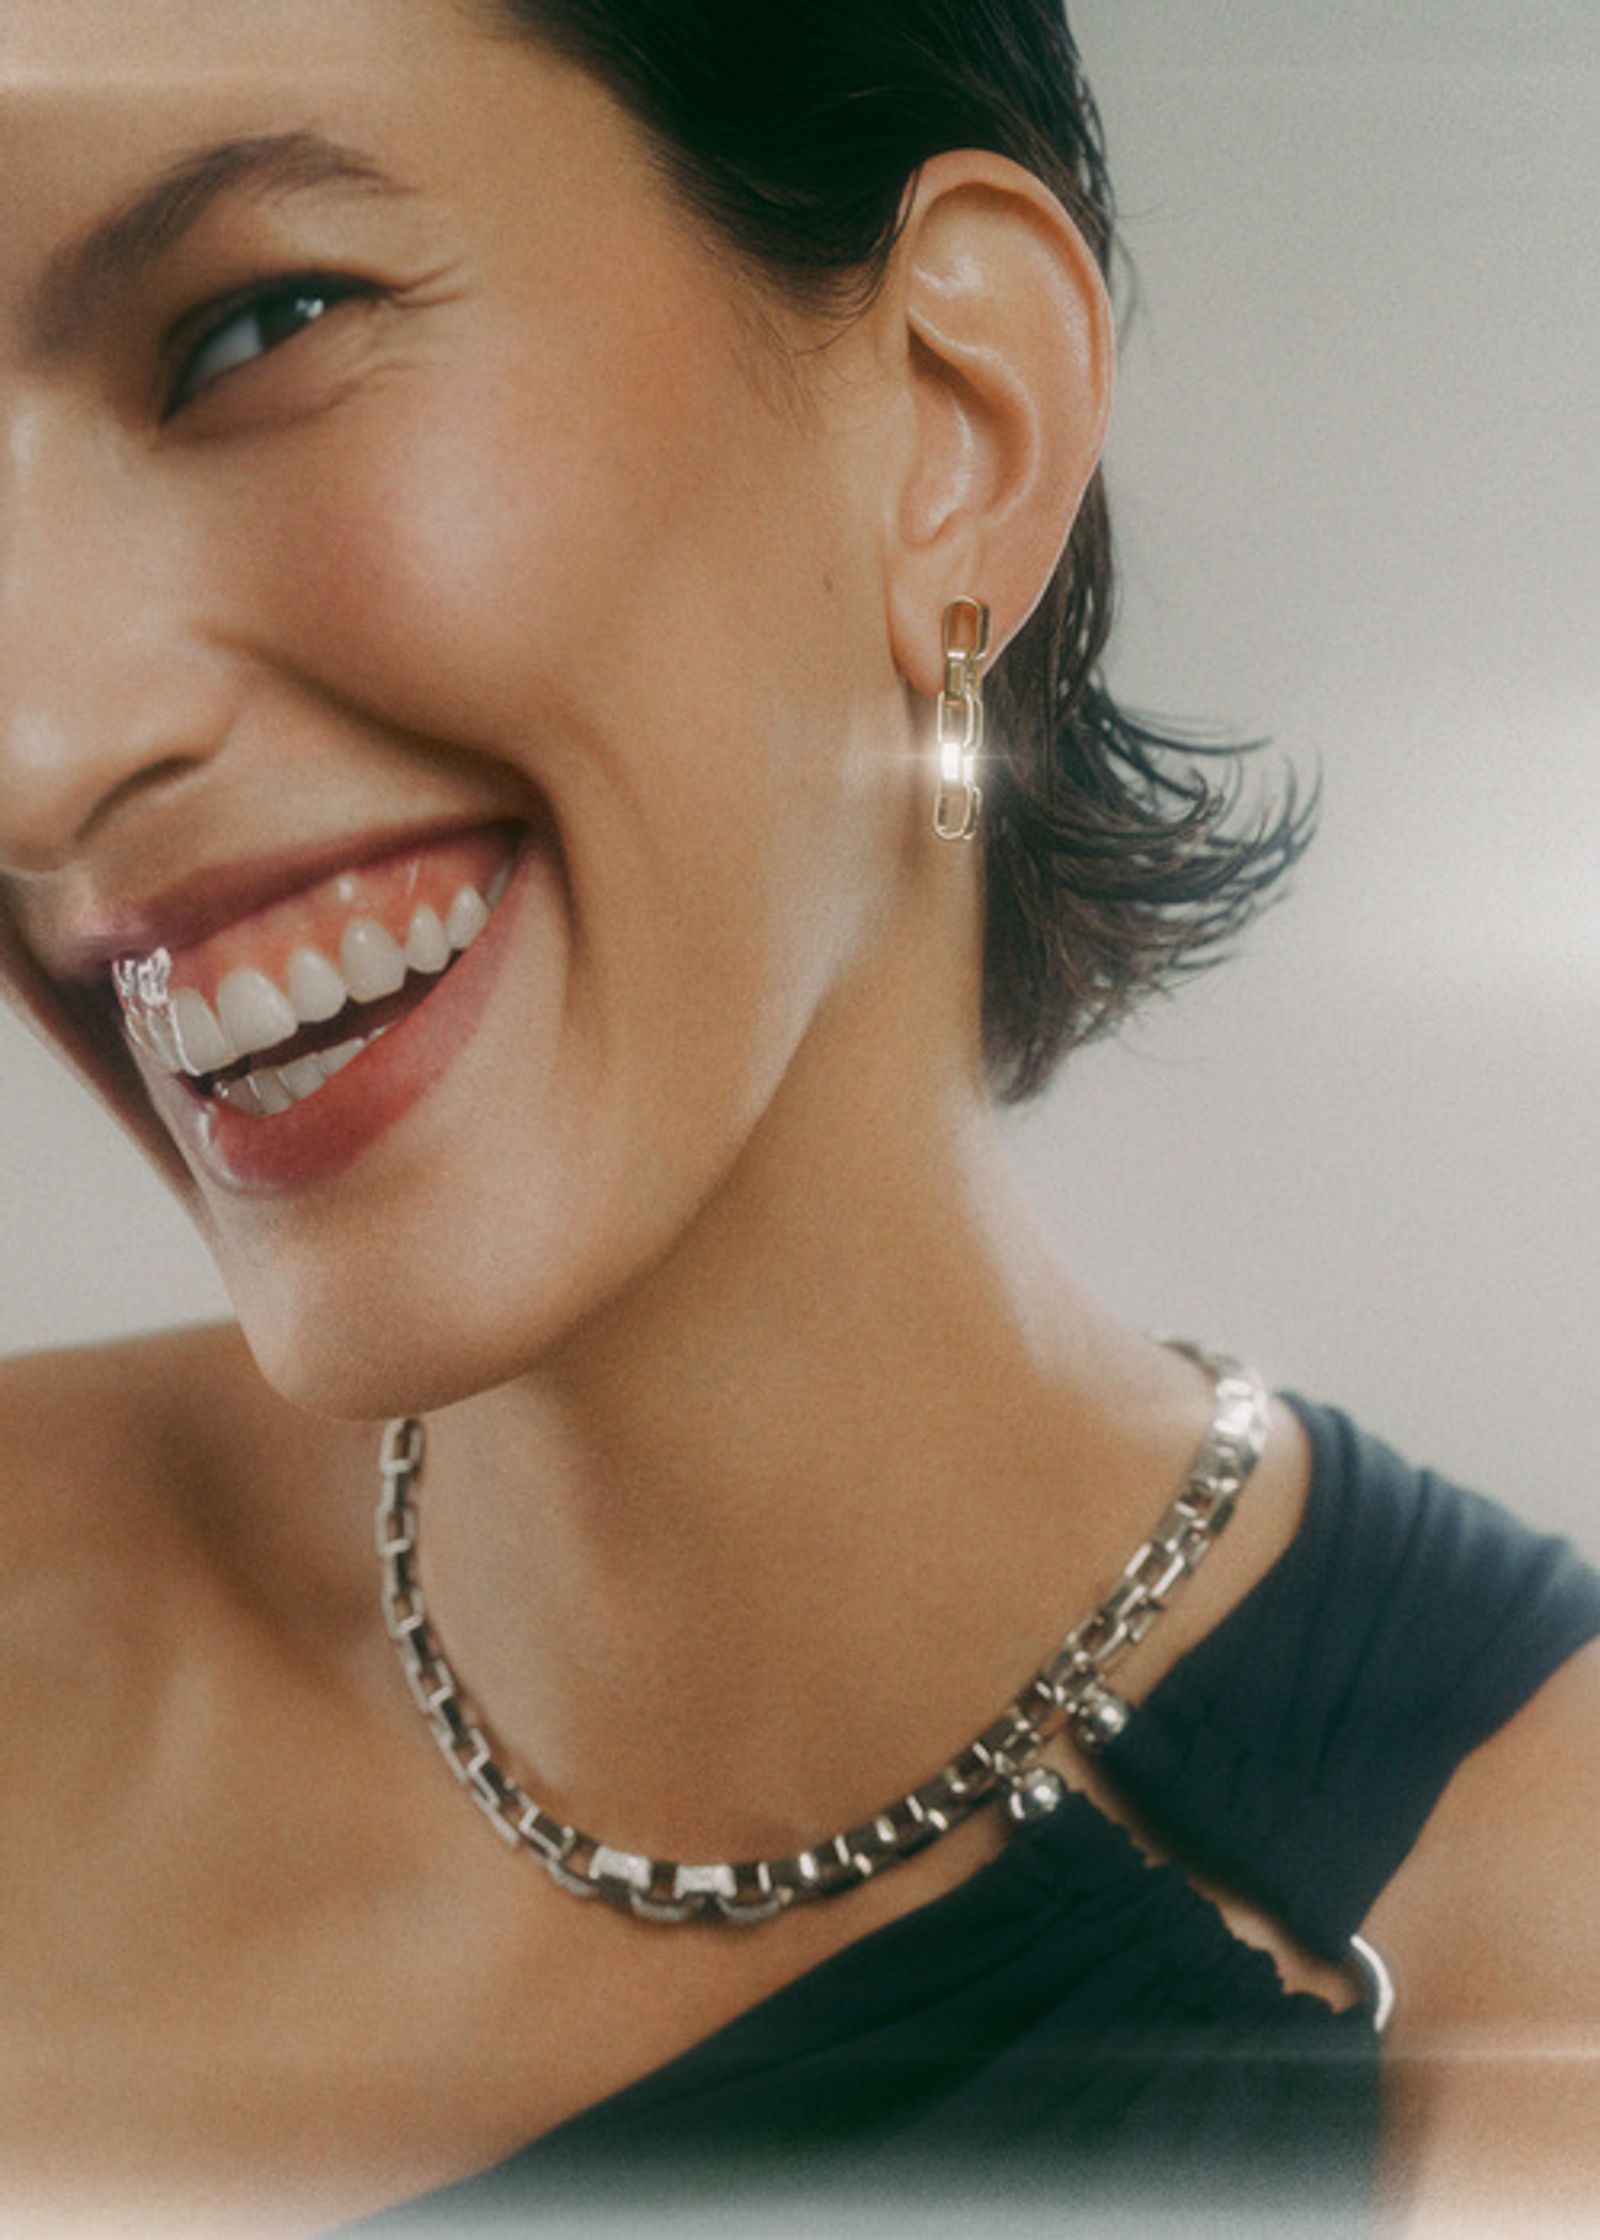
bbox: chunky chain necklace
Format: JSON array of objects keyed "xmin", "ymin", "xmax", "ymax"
[{"xmin": 376, "ymin": 1340, "xmax": 1269, "ymax": 1926}]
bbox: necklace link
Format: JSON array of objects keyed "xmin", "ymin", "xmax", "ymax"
[{"xmin": 376, "ymin": 1340, "xmax": 1269, "ymax": 1925}]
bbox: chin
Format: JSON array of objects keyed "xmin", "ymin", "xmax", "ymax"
[
  {"xmin": 209, "ymin": 1149, "xmax": 666, "ymax": 1423},
  {"xmin": 230, "ymin": 1300, "xmax": 525, "ymax": 1424},
  {"xmin": 215, "ymin": 1246, "xmax": 561, "ymax": 1423}
]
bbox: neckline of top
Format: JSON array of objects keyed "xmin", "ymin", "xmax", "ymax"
[{"xmin": 1112, "ymin": 1385, "xmax": 1332, "ymax": 1731}]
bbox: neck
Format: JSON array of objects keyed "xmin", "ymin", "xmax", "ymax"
[
  {"xmin": 250, "ymin": 868, "xmax": 1218, "ymax": 1866},
  {"xmin": 367, "ymin": 983, "xmax": 1209, "ymax": 1866}
]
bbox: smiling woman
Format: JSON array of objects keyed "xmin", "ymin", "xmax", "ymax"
[{"xmin": 1, "ymin": 3, "xmax": 1598, "ymax": 2237}]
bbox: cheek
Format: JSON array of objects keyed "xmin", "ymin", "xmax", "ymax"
[
  {"xmin": 242, "ymin": 310, "xmax": 797, "ymax": 762},
  {"xmin": 251, "ymin": 374, "xmax": 634, "ymax": 743},
  {"xmin": 220, "ymin": 333, "xmax": 893, "ymax": 1125}
]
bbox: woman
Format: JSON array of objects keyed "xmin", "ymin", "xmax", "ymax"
[{"xmin": 1, "ymin": 2, "xmax": 1596, "ymax": 2233}]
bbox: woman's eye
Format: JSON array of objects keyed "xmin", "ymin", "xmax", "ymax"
[{"xmin": 165, "ymin": 279, "xmax": 367, "ymax": 417}]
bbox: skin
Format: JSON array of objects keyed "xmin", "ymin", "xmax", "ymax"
[{"xmin": 0, "ymin": 3, "xmax": 1595, "ymax": 2232}]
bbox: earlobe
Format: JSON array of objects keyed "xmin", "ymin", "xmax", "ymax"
[{"xmin": 881, "ymin": 150, "xmax": 1113, "ymax": 697}]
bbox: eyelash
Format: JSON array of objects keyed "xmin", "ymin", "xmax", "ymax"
[{"xmin": 163, "ymin": 273, "xmax": 383, "ymax": 420}]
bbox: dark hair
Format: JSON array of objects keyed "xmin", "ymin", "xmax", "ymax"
[{"xmin": 479, "ymin": 0, "xmax": 1313, "ymax": 1102}]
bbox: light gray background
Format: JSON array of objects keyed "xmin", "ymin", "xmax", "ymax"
[{"xmin": 1, "ymin": 5, "xmax": 1595, "ymax": 1545}]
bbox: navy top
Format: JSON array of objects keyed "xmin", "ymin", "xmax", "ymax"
[{"xmin": 342, "ymin": 1397, "xmax": 1600, "ymax": 2234}]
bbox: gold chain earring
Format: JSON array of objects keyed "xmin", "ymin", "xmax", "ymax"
[{"xmin": 932, "ymin": 596, "xmax": 991, "ymax": 842}]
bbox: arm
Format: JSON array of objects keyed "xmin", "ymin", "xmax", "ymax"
[{"xmin": 1365, "ymin": 1638, "xmax": 1600, "ymax": 2235}]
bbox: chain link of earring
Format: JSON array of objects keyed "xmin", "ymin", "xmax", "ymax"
[{"xmin": 932, "ymin": 595, "xmax": 991, "ymax": 842}]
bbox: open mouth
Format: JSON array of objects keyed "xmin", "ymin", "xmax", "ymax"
[{"xmin": 111, "ymin": 826, "xmax": 519, "ymax": 1122}]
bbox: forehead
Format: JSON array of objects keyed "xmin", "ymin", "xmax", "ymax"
[
  {"xmin": 0, "ymin": 0, "xmax": 677, "ymax": 329},
  {"xmin": 0, "ymin": 0, "xmax": 559, "ymax": 217},
  {"xmin": 0, "ymin": 0, "xmax": 477, "ymax": 83}
]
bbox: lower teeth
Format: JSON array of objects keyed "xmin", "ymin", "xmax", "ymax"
[{"xmin": 214, "ymin": 1024, "xmax": 391, "ymax": 1117}]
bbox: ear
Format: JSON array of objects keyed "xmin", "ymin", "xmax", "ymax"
[{"xmin": 876, "ymin": 149, "xmax": 1113, "ymax": 696}]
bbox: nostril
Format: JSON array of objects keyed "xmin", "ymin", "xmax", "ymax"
[
  {"xmin": 0, "ymin": 733, "xmax": 206, "ymax": 879},
  {"xmin": 74, "ymin": 754, "xmax": 206, "ymax": 848},
  {"xmin": 0, "ymin": 651, "xmax": 225, "ymax": 875}
]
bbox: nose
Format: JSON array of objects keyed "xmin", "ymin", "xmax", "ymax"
[{"xmin": 0, "ymin": 403, "xmax": 234, "ymax": 879}]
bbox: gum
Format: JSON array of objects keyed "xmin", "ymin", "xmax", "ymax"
[{"xmin": 117, "ymin": 829, "xmax": 515, "ymax": 1014}]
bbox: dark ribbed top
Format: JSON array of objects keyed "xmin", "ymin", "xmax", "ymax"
[{"xmin": 343, "ymin": 1397, "xmax": 1600, "ymax": 2235}]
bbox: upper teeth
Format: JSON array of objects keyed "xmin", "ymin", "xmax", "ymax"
[
  {"xmin": 117, "ymin": 876, "xmax": 506, "ymax": 1082},
  {"xmin": 341, "ymin": 918, "xmax": 409, "ymax": 1005}
]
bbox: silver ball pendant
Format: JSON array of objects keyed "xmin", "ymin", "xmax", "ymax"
[
  {"xmin": 1004, "ymin": 1766, "xmax": 1066, "ymax": 1826},
  {"xmin": 1068, "ymin": 1683, "xmax": 1132, "ymax": 1753}
]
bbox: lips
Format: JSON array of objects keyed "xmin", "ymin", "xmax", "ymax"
[
  {"xmin": 113, "ymin": 825, "xmax": 518, "ymax": 1117},
  {"xmin": 34, "ymin": 814, "xmax": 549, "ymax": 1199}
]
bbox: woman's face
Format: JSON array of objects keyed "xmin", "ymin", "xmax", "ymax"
[{"xmin": 0, "ymin": 0, "xmax": 935, "ymax": 1411}]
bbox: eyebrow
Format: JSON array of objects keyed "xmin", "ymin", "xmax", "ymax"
[{"xmin": 31, "ymin": 130, "xmax": 416, "ymax": 356}]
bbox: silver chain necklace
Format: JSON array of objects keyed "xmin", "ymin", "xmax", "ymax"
[{"xmin": 376, "ymin": 1340, "xmax": 1269, "ymax": 1926}]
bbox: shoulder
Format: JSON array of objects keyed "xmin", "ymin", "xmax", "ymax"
[
  {"xmin": 1281, "ymin": 1395, "xmax": 1600, "ymax": 1902},
  {"xmin": 0, "ymin": 1318, "xmax": 371, "ymax": 1541},
  {"xmin": 0, "ymin": 1330, "xmax": 244, "ymax": 1913},
  {"xmin": 0, "ymin": 1323, "xmax": 231, "ymax": 1574},
  {"xmin": 0, "ymin": 1323, "xmax": 257, "ymax": 1706},
  {"xmin": 1277, "ymin": 1396, "xmax": 1600, "ymax": 1748},
  {"xmin": 0, "ymin": 1317, "xmax": 260, "ymax": 1464},
  {"xmin": 0, "ymin": 1322, "xmax": 371, "ymax": 1763},
  {"xmin": 0, "ymin": 1321, "xmax": 281, "ymax": 1562}
]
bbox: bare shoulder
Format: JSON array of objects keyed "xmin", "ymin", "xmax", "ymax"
[
  {"xmin": 0, "ymin": 1322, "xmax": 252, "ymax": 1555},
  {"xmin": 0, "ymin": 1326, "xmax": 252, "ymax": 1725},
  {"xmin": 0, "ymin": 1324, "xmax": 371, "ymax": 1763},
  {"xmin": 0, "ymin": 1317, "xmax": 264, "ymax": 1449},
  {"xmin": 1366, "ymin": 1633, "xmax": 1600, "ymax": 2232},
  {"xmin": 0, "ymin": 1319, "xmax": 368, "ymax": 1540}
]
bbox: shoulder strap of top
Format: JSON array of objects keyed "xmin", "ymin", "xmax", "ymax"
[{"xmin": 1100, "ymin": 1395, "xmax": 1600, "ymax": 1955}]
